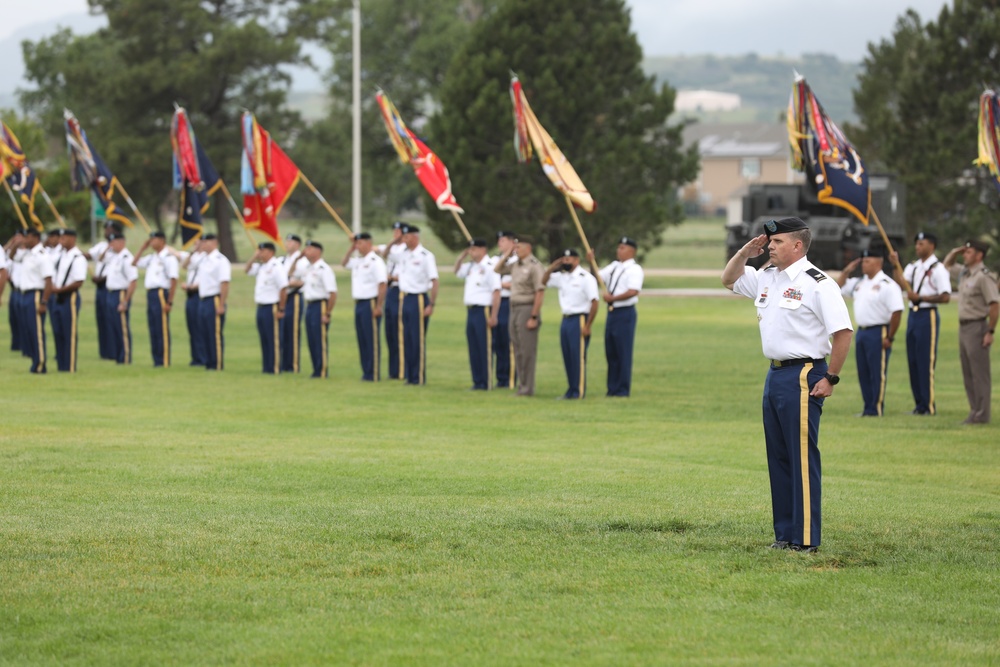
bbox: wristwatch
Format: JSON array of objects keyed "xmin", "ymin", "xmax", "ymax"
[{"xmin": 824, "ymin": 373, "xmax": 840, "ymax": 385}]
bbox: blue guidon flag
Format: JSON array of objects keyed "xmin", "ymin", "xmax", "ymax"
[{"xmin": 788, "ymin": 75, "xmax": 870, "ymax": 224}]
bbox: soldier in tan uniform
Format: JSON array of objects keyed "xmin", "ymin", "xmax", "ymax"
[
  {"xmin": 944, "ymin": 239, "xmax": 1000, "ymax": 424},
  {"xmin": 495, "ymin": 234, "xmax": 545, "ymax": 396}
]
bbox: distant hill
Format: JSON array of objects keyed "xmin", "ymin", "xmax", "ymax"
[{"xmin": 645, "ymin": 53, "xmax": 861, "ymax": 125}]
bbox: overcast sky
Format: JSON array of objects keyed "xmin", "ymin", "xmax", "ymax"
[{"xmin": 1, "ymin": 0, "xmax": 951, "ymax": 60}]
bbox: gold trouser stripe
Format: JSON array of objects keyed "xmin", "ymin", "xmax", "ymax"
[
  {"xmin": 799, "ymin": 364, "xmax": 812, "ymax": 546},
  {"xmin": 418, "ymin": 293, "xmax": 425, "ymax": 385},
  {"xmin": 877, "ymin": 325, "xmax": 887, "ymax": 416},
  {"xmin": 321, "ymin": 302, "xmax": 329, "ymax": 378},
  {"xmin": 485, "ymin": 306, "xmax": 493, "ymax": 390},
  {"xmin": 120, "ymin": 292, "xmax": 130, "ymax": 364},
  {"xmin": 272, "ymin": 304, "xmax": 280, "ymax": 374},
  {"xmin": 292, "ymin": 295, "xmax": 300, "ymax": 372},
  {"xmin": 371, "ymin": 299, "xmax": 380, "ymax": 382},
  {"xmin": 158, "ymin": 290, "xmax": 170, "ymax": 367},
  {"xmin": 34, "ymin": 292, "xmax": 45, "ymax": 371},
  {"xmin": 397, "ymin": 291, "xmax": 405, "ymax": 379},
  {"xmin": 578, "ymin": 315, "xmax": 586, "ymax": 397},
  {"xmin": 928, "ymin": 312, "xmax": 937, "ymax": 415},
  {"xmin": 214, "ymin": 295, "xmax": 222, "ymax": 370},
  {"xmin": 69, "ymin": 294, "xmax": 77, "ymax": 373}
]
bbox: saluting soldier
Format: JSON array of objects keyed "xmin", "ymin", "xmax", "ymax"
[
  {"xmin": 43, "ymin": 230, "xmax": 63, "ymax": 340},
  {"xmin": 835, "ymin": 247, "xmax": 904, "ymax": 416},
  {"xmin": 281, "ymin": 233, "xmax": 306, "ymax": 373},
  {"xmin": 51, "ymin": 229, "xmax": 87, "ymax": 372},
  {"xmin": 491, "ymin": 231, "xmax": 518, "ymax": 389},
  {"xmin": 543, "ymin": 249, "xmax": 600, "ymax": 399},
  {"xmin": 342, "ymin": 232, "xmax": 387, "ymax": 381},
  {"xmin": 379, "ymin": 221, "xmax": 406, "ymax": 379},
  {"xmin": 944, "ymin": 239, "xmax": 1000, "ymax": 424},
  {"xmin": 15, "ymin": 228, "xmax": 54, "ymax": 373},
  {"xmin": 495, "ymin": 234, "xmax": 545, "ymax": 396},
  {"xmin": 85, "ymin": 221, "xmax": 120, "ymax": 360},
  {"xmin": 295, "ymin": 240, "xmax": 337, "ymax": 379},
  {"xmin": 890, "ymin": 232, "xmax": 951, "ymax": 415},
  {"xmin": 723, "ymin": 217, "xmax": 853, "ymax": 553},
  {"xmin": 455, "ymin": 238, "xmax": 501, "ymax": 390},
  {"xmin": 590, "ymin": 236, "xmax": 644, "ymax": 397},
  {"xmin": 396, "ymin": 225, "xmax": 438, "ymax": 385},
  {"xmin": 0, "ymin": 240, "xmax": 8, "ymax": 312},
  {"xmin": 133, "ymin": 231, "xmax": 179, "ymax": 367},
  {"xmin": 5, "ymin": 230, "xmax": 25, "ymax": 353},
  {"xmin": 246, "ymin": 241, "xmax": 289, "ymax": 375},
  {"xmin": 196, "ymin": 233, "xmax": 231, "ymax": 371},
  {"xmin": 102, "ymin": 231, "xmax": 138, "ymax": 365},
  {"xmin": 180, "ymin": 241, "xmax": 207, "ymax": 366}
]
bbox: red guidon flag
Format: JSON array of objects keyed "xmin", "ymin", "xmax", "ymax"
[
  {"xmin": 240, "ymin": 112, "xmax": 301, "ymax": 241},
  {"xmin": 375, "ymin": 89, "xmax": 463, "ymax": 213}
]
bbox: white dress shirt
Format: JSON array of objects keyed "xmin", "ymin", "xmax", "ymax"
[
  {"xmin": 197, "ymin": 249, "xmax": 232, "ymax": 298},
  {"xmin": 398, "ymin": 244, "xmax": 438, "ymax": 294},
  {"xmin": 19, "ymin": 244, "xmax": 55, "ymax": 290},
  {"xmin": 457, "ymin": 256, "xmax": 501, "ymax": 306},
  {"xmin": 346, "ymin": 251, "xmax": 388, "ymax": 300},
  {"xmin": 841, "ymin": 271, "xmax": 905, "ymax": 327},
  {"xmin": 103, "ymin": 249, "xmax": 138, "ymax": 291},
  {"xmin": 54, "ymin": 247, "xmax": 88, "ymax": 289},
  {"xmin": 547, "ymin": 267, "xmax": 599, "ymax": 315},
  {"xmin": 249, "ymin": 257, "xmax": 289, "ymax": 305},
  {"xmin": 137, "ymin": 249, "xmax": 179, "ymax": 290},
  {"xmin": 302, "ymin": 259, "xmax": 338, "ymax": 301},
  {"xmin": 598, "ymin": 258, "xmax": 644, "ymax": 307}
]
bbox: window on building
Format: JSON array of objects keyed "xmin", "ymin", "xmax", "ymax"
[{"xmin": 740, "ymin": 158, "xmax": 761, "ymax": 180}]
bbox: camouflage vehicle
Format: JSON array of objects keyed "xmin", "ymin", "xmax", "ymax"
[{"xmin": 725, "ymin": 175, "xmax": 906, "ymax": 270}]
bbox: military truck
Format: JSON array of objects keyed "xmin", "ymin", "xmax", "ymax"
[{"xmin": 725, "ymin": 175, "xmax": 906, "ymax": 270}]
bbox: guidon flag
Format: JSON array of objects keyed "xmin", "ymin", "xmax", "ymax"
[
  {"xmin": 64, "ymin": 109, "xmax": 133, "ymax": 227},
  {"xmin": 240, "ymin": 112, "xmax": 301, "ymax": 242},
  {"xmin": 171, "ymin": 107, "xmax": 222, "ymax": 249},
  {"xmin": 975, "ymin": 89, "xmax": 1000, "ymax": 193},
  {"xmin": 0, "ymin": 119, "xmax": 43, "ymax": 230}
]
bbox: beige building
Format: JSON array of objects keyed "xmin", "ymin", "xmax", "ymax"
[{"xmin": 682, "ymin": 123, "xmax": 803, "ymax": 217}]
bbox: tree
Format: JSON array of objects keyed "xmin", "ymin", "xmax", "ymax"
[
  {"xmin": 19, "ymin": 0, "xmax": 323, "ymax": 257},
  {"xmin": 293, "ymin": 0, "xmax": 484, "ymax": 231},
  {"xmin": 425, "ymin": 0, "xmax": 699, "ymax": 259},
  {"xmin": 849, "ymin": 1, "xmax": 1000, "ymax": 260}
]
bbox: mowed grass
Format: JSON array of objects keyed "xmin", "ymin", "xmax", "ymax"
[{"xmin": 1, "ymin": 220, "xmax": 998, "ymax": 665}]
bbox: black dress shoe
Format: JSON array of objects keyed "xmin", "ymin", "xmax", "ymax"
[
  {"xmin": 769, "ymin": 541, "xmax": 792, "ymax": 550},
  {"xmin": 789, "ymin": 544, "xmax": 818, "ymax": 553}
]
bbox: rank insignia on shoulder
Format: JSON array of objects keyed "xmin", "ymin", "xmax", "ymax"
[{"xmin": 805, "ymin": 268, "xmax": 827, "ymax": 282}]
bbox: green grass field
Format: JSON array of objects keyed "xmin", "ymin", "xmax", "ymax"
[{"xmin": 1, "ymin": 219, "xmax": 997, "ymax": 665}]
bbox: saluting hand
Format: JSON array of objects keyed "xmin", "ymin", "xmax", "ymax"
[{"xmin": 741, "ymin": 234, "xmax": 768, "ymax": 259}]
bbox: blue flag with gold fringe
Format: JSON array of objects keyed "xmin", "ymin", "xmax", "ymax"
[
  {"xmin": 172, "ymin": 107, "xmax": 222, "ymax": 249},
  {"xmin": 788, "ymin": 75, "xmax": 870, "ymax": 224},
  {"xmin": 64, "ymin": 110, "xmax": 133, "ymax": 228},
  {"xmin": 1, "ymin": 120, "xmax": 44, "ymax": 230}
]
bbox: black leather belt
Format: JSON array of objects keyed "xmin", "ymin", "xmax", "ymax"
[
  {"xmin": 200, "ymin": 295, "xmax": 218, "ymax": 301},
  {"xmin": 564, "ymin": 312, "xmax": 589, "ymax": 318},
  {"xmin": 960, "ymin": 318, "xmax": 986, "ymax": 325},
  {"xmin": 857, "ymin": 324, "xmax": 888, "ymax": 330},
  {"xmin": 770, "ymin": 357, "xmax": 825, "ymax": 368}
]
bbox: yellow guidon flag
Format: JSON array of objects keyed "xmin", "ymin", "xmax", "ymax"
[{"xmin": 510, "ymin": 75, "xmax": 596, "ymax": 213}]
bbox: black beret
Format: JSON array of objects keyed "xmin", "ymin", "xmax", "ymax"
[
  {"xmin": 763, "ymin": 217, "xmax": 808, "ymax": 238},
  {"xmin": 285, "ymin": 234, "xmax": 302, "ymax": 243},
  {"xmin": 62, "ymin": 228, "xmax": 77, "ymax": 237},
  {"xmin": 562, "ymin": 248, "xmax": 580, "ymax": 257},
  {"xmin": 306, "ymin": 240, "xmax": 324, "ymax": 251},
  {"xmin": 618, "ymin": 236, "xmax": 638, "ymax": 248},
  {"xmin": 401, "ymin": 224, "xmax": 420, "ymax": 234},
  {"xmin": 258, "ymin": 242, "xmax": 276, "ymax": 251},
  {"xmin": 914, "ymin": 231, "xmax": 937, "ymax": 245},
  {"xmin": 516, "ymin": 234, "xmax": 534, "ymax": 245},
  {"xmin": 103, "ymin": 220, "xmax": 117, "ymax": 228},
  {"xmin": 355, "ymin": 232, "xmax": 372, "ymax": 241},
  {"xmin": 47, "ymin": 228, "xmax": 62, "ymax": 236},
  {"xmin": 469, "ymin": 238, "xmax": 488, "ymax": 248},
  {"xmin": 25, "ymin": 228, "xmax": 41, "ymax": 237},
  {"xmin": 859, "ymin": 246, "xmax": 886, "ymax": 259},
  {"xmin": 496, "ymin": 230, "xmax": 517, "ymax": 240},
  {"xmin": 202, "ymin": 233, "xmax": 217, "ymax": 241},
  {"xmin": 149, "ymin": 231, "xmax": 166, "ymax": 239},
  {"xmin": 108, "ymin": 232, "xmax": 125, "ymax": 241},
  {"xmin": 965, "ymin": 239, "xmax": 990, "ymax": 256}
]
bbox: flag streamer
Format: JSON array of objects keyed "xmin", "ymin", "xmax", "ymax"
[
  {"xmin": 171, "ymin": 107, "xmax": 223, "ymax": 249},
  {"xmin": 375, "ymin": 89, "xmax": 465, "ymax": 218},
  {"xmin": 64, "ymin": 109, "xmax": 138, "ymax": 229},
  {"xmin": 975, "ymin": 89, "xmax": 1000, "ymax": 193},
  {"xmin": 787, "ymin": 76, "xmax": 870, "ymax": 224}
]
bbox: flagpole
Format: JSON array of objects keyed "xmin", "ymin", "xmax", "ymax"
[
  {"xmin": 112, "ymin": 180, "xmax": 151, "ymax": 233},
  {"xmin": 868, "ymin": 207, "xmax": 913, "ymax": 292},
  {"xmin": 38, "ymin": 183, "xmax": 65, "ymax": 226},
  {"xmin": 351, "ymin": 0, "xmax": 362, "ymax": 235},
  {"xmin": 564, "ymin": 194, "xmax": 607, "ymax": 291},
  {"xmin": 217, "ymin": 181, "xmax": 261, "ymax": 250},
  {"xmin": 3, "ymin": 181, "xmax": 28, "ymax": 230},
  {"xmin": 449, "ymin": 209, "xmax": 472, "ymax": 241},
  {"xmin": 299, "ymin": 172, "xmax": 354, "ymax": 238}
]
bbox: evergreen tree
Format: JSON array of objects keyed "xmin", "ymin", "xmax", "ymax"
[
  {"xmin": 849, "ymin": 1, "xmax": 1000, "ymax": 258},
  {"xmin": 426, "ymin": 0, "xmax": 698, "ymax": 259}
]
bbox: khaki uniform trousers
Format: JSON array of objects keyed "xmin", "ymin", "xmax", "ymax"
[
  {"xmin": 509, "ymin": 302, "xmax": 540, "ymax": 396},
  {"xmin": 959, "ymin": 320, "xmax": 992, "ymax": 423}
]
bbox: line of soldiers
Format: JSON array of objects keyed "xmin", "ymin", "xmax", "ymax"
[
  {"xmin": 1, "ymin": 222, "xmax": 645, "ymax": 396},
  {"xmin": 837, "ymin": 233, "xmax": 999, "ymax": 424}
]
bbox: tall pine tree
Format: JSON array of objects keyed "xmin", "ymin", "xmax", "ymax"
[{"xmin": 426, "ymin": 0, "xmax": 698, "ymax": 259}]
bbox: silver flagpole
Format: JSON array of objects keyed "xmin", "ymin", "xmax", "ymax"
[{"xmin": 351, "ymin": 0, "xmax": 362, "ymax": 235}]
